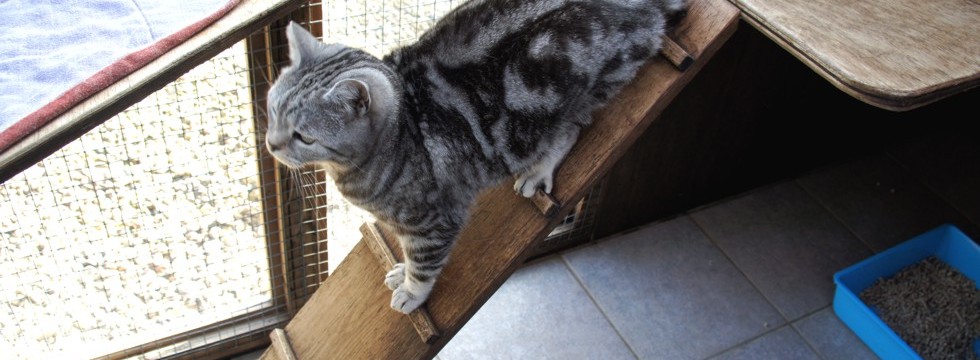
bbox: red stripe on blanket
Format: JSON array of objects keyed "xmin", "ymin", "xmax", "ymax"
[{"xmin": 0, "ymin": 0, "xmax": 241, "ymax": 154}]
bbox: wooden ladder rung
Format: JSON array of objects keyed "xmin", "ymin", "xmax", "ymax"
[
  {"xmin": 269, "ymin": 328, "xmax": 298, "ymax": 360},
  {"xmin": 661, "ymin": 36, "xmax": 694, "ymax": 71},
  {"xmin": 525, "ymin": 36, "xmax": 691, "ymax": 217},
  {"xmin": 257, "ymin": 1, "xmax": 740, "ymax": 357},
  {"xmin": 360, "ymin": 222, "xmax": 441, "ymax": 344},
  {"xmin": 531, "ymin": 190, "xmax": 561, "ymax": 217}
]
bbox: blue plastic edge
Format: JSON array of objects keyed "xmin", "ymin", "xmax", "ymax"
[{"xmin": 832, "ymin": 224, "xmax": 980, "ymax": 360}]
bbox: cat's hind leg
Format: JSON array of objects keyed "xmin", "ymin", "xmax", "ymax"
[{"xmin": 514, "ymin": 127, "xmax": 580, "ymax": 198}]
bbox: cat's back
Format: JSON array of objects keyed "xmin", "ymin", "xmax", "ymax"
[
  {"xmin": 395, "ymin": 0, "xmax": 676, "ymax": 67},
  {"xmin": 379, "ymin": 0, "xmax": 683, "ymax": 191}
]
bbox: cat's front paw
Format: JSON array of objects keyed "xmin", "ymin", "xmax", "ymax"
[
  {"xmin": 390, "ymin": 286, "xmax": 426, "ymax": 314},
  {"xmin": 514, "ymin": 172, "xmax": 552, "ymax": 198},
  {"xmin": 385, "ymin": 263, "xmax": 406, "ymax": 290}
]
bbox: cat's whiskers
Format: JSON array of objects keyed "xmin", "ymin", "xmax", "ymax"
[
  {"xmin": 282, "ymin": 167, "xmax": 306, "ymax": 211},
  {"xmin": 340, "ymin": 158, "xmax": 366, "ymax": 174},
  {"xmin": 253, "ymin": 58, "xmax": 277, "ymax": 90},
  {"xmin": 301, "ymin": 169, "xmax": 319, "ymax": 209},
  {"xmin": 253, "ymin": 101, "xmax": 269, "ymax": 119},
  {"xmin": 263, "ymin": 1, "xmax": 683, "ymax": 313},
  {"xmin": 349, "ymin": 160, "xmax": 365, "ymax": 173},
  {"xmin": 271, "ymin": 57, "xmax": 282, "ymax": 80},
  {"xmin": 290, "ymin": 166, "xmax": 325, "ymax": 213},
  {"xmin": 292, "ymin": 168, "xmax": 311, "ymax": 209}
]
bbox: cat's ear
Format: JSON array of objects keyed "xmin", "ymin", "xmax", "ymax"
[
  {"xmin": 285, "ymin": 21, "xmax": 321, "ymax": 66},
  {"xmin": 326, "ymin": 69, "xmax": 398, "ymax": 123},
  {"xmin": 325, "ymin": 79, "xmax": 371, "ymax": 119}
]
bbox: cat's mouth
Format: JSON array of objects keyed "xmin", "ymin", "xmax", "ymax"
[{"xmin": 268, "ymin": 151, "xmax": 305, "ymax": 169}]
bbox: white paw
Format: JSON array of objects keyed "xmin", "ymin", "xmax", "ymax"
[
  {"xmin": 390, "ymin": 286, "xmax": 426, "ymax": 314},
  {"xmin": 384, "ymin": 263, "xmax": 405, "ymax": 290},
  {"xmin": 514, "ymin": 172, "xmax": 552, "ymax": 198}
]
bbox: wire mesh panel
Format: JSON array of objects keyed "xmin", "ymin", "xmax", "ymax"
[
  {"xmin": 309, "ymin": 0, "xmax": 601, "ymax": 267},
  {"xmin": 0, "ymin": 41, "xmax": 278, "ymax": 359},
  {"xmin": 0, "ymin": 1, "xmax": 603, "ymax": 359},
  {"xmin": 261, "ymin": 0, "xmax": 468, "ymax": 276}
]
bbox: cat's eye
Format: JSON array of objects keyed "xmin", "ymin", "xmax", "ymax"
[{"xmin": 292, "ymin": 131, "xmax": 315, "ymax": 145}]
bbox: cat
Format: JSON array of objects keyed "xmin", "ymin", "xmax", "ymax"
[{"xmin": 265, "ymin": 0, "xmax": 685, "ymax": 314}]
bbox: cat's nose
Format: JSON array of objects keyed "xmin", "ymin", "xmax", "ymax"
[
  {"xmin": 266, "ymin": 128, "xmax": 288, "ymax": 152},
  {"xmin": 267, "ymin": 138, "xmax": 284, "ymax": 152}
]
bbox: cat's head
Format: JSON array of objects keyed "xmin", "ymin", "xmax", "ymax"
[{"xmin": 265, "ymin": 22, "xmax": 401, "ymax": 172}]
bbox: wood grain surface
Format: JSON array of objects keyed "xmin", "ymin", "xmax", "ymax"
[
  {"xmin": 731, "ymin": 0, "xmax": 980, "ymax": 110},
  {"xmin": 0, "ymin": 0, "xmax": 300, "ymax": 182},
  {"xmin": 258, "ymin": 0, "xmax": 739, "ymax": 358},
  {"xmin": 360, "ymin": 223, "xmax": 441, "ymax": 344}
]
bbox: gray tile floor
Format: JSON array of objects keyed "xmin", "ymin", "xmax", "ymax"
[{"xmin": 437, "ymin": 131, "xmax": 980, "ymax": 360}]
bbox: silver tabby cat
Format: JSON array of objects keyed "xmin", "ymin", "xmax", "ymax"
[{"xmin": 266, "ymin": 0, "xmax": 685, "ymax": 313}]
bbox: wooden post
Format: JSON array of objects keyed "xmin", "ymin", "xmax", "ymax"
[{"xmin": 259, "ymin": 0, "xmax": 738, "ymax": 358}]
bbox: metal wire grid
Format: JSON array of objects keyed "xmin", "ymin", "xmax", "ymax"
[
  {"xmin": 302, "ymin": 0, "xmax": 601, "ymax": 266},
  {"xmin": 318, "ymin": 0, "xmax": 461, "ymax": 57},
  {"xmin": 1, "ymin": 38, "xmax": 280, "ymax": 360},
  {"xmin": 535, "ymin": 182, "xmax": 604, "ymax": 257},
  {"xmin": 270, "ymin": 0, "xmax": 471, "ymax": 280},
  {"xmin": 247, "ymin": 12, "xmax": 326, "ymax": 321},
  {"xmin": 0, "ymin": 1, "xmax": 603, "ymax": 358}
]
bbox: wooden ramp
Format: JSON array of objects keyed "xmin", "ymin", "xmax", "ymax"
[{"xmin": 261, "ymin": 0, "xmax": 738, "ymax": 358}]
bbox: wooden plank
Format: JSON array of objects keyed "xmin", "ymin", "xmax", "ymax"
[
  {"xmin": 730, "ymin": 0, "xmax": 980, "ymax": 111},
  {"xmin": 360, "ymin": 223, "xmax": 441, "ymax": 344},
  {"xmin": 259, "ymin": 0, "xmax": 738, "ymax": 358},
  {"xmin": 593, "ymin": 25, "xmax": 796, "ymax": 238},
  {"xmin": 0, "ymin": 0, "xmax": 300, "ymax": 182}
]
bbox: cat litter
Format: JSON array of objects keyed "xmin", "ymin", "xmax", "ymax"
[
  {"xmin": 860, "ymin": 256, "xmax": 979, "ymax": 359},
  {"xmin": 833, "ymin": 224, "xmax": 980, "ymax": 360}
]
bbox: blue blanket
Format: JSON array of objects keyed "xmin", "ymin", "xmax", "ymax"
[{"xmin": 0, "ymin": 0, "xmax": 229, "ymax": 131}]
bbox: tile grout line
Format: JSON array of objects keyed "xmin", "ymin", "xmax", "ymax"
[
  {"xmin": 699, "ymin": 322, "xmax": 795, "ymax": 360},
  {"xmin": 700, "ymin": 304, "xmax": 834, "ymax": 360},
  {"xmin": 685, "ymin": 212, "xmax": 795, "ymax": 324},
  {"xmin": 557, "ymin": 254, "xmax": 641, "ymax": 360},
  {"xmin": 793, "ymin": 176, "xmax": 877, "ymax": 255},
  {"xmin": 884, "ymin": 149, "xmax": 980, "ymax": 231},
  {"xmin": 788, "ymin": 304, "xmax": 837, "ymax": 360}
]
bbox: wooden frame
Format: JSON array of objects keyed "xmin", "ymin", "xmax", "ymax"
[
  {"xmin": 247, "ymin": 5, "xmax": 330, "ymax": 320},
  {"xmin": 0, "ymin": 0, "xmax": 299, "ymax": 183},
  {"xmin": 728, "ymin": 0, "xmax": 980, "ymax": 111},
  {"xmin": 0, "ymin": 1, "xmax": 337, "ymax": 359},
  {"xmin": 259, "ymin": 0, "xmax": 739, "ymax": 358},
  {"xmin": 99, "ymin": 2, "xmax": 315, "ymax": 359}
]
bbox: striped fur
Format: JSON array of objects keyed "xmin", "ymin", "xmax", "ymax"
[{"xmin": 266, "ymin": 0, "xmax": 684, "ymax": 313}]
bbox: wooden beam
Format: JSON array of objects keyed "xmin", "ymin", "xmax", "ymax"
[
  {"xmin": 259, "ymin": 0, "xmax": 738, "ymax": 358},
  {"xmin": 0, "ymin": 0, "xmax": 301, "ymax": 182}
]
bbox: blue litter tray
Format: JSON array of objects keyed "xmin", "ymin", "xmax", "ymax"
[{"xmin": 833, "ymin": 224, "xmax": 980, "ymax": 360}]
